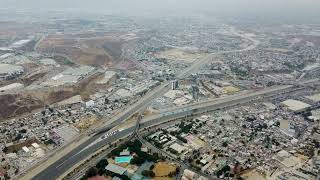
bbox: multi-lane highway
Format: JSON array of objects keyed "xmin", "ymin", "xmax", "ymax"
[
  {"xmin": 29, "ymin": 28, "xmax": 298, "ymax": 180},
  {"xmin": 31, "ymin": 80, "xmax": 318, "ymax": 180},
  {"xmin": 28, "ymin": 27, "xmax": 265, "ymax": 179},
  {"xmin": 93, "ymin": 26, "xmax": 260, "ymax": 135}
]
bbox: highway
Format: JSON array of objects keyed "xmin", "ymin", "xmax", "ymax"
[
  {"xmin": 29, "ymin": 28, "xmax": 291, "ymax": 179},
  {"xmin": 29, "ymin": 27, "xmax": 265, "ymax": 179},
  {"xmin": 31, "ymin": 81, "xmax": 316, "ymax": 180},
  {"xmin": 29, "ymin": 26, "xmax": 320, "ymax": 179},
  {"xmin": 94, "ymin": 27, "xmax": 260, "ymax": 134}
]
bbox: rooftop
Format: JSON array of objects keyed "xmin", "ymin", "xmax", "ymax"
[
  {"xmin": 105, "ymin": 163, "xmax": 127, "ymax": 175},
  {"xmin": 169, "ymin": 143, "xmax": 187, "ymax": 154},
  {"xmin": 306, "ymin": 93, "xmax": 320, "ymax": 102},
  {"xmin": 281, "ymin": 99, "xmax": 311, "ymax": 112}
]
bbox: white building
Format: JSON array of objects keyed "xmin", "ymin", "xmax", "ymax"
[{"xmin": 281, "ymin": 99, "xmax": 311, "ymax": 112}]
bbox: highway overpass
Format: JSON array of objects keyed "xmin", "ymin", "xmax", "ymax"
[{"xmin": 31, "ymin": 82, "xmax": 317, "ymax": 180}]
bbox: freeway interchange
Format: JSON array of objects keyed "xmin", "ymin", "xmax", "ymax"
[
  {"xmin": 29, "ymin": 28, "xmax": 316, "ymax": 180},
  {"xmin": 31, "ymin": 80, "xmax": 317, "ymax": 180},
  {"xmin": 92, "ymin": 25, "xmax": 260, "ymax": 136}
]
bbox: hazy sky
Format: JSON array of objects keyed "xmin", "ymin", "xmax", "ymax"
[{"xmin": 1, "ymin": 0, "xmax": 320, "ymax": 19}]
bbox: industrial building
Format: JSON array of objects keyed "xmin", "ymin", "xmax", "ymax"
[
  {"xmin": 105, "ymin": 164, "xmax": 127, "ymax": 175},
  {"xmin": 306, "ymin": 93, "xmax": 320, "ymax": 103},
  {"xmin": 281, "ymin": 99, "xmax": 311, "ymax": 113}
]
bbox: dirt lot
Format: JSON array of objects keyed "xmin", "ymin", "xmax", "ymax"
[
  {"xmin": 0, "ymin": 94, "xmax": 43, "ymax": 120},
  {"xmin": 73, "ymin": 115, "xmax": 97, "ymax": 131},
  {"xmin": 240, "ymin": 169, "xmax": 266, "ymax": 180},
  {"xmin": 20, "ymin": 69, "xmax": 49, "ymax": 86},
  {"xmin": 153, "ymin": 162, "xmax": 177, "ymax": 180},
  {"xmin": 29, "ymin": 70, "xmax": 105, "ymax": 103},
  {"xmin": 37, "ymin": 33, "xmax": 126, "ymax": 68},
  {"xmin": 154, "ymin": 48, "xmax": 207, "ymax": 63},
  {"xmin": 0, "ymin": 63, "xmax": 108, "ymax": 121}
]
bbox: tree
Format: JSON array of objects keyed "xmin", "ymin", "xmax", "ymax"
[
  {"xmin": 142, "ymin": 170, "xmax": 155, "ymax": 177},
  {"xmin": 85, "ymin": 167, "xmax": 99, "ymax": 178},
  {"xmin": 175, "ymin": 167, "xmax": 180, "ymax": 174},
  {"xmin": 119, "ymin": 175, "xmax": 131, "ymax": 180},
  {"xmin": 262, "ymin": 123, "xmax": 268, "ymax": 129},
  {"xmin": 168, "ymin": 171, "xmax": 176, "ymax": 177},
  {"xmin": 130, "ymin": 156, "xmax": 145, "ymax": 165},
  {"xmin": 96, "ymin": 159, "xmax": 108, "ymax": 171},
  {"xmin": 222, "ymin": 141, "xmax": 228, "ymax": 147}
]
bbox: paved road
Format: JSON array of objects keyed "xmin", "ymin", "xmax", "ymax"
[
  {"xmin": 94, "ymin": 27, "xmax": 260, "ymax": 134},
  {"xmin": 31, "ymin": 27, "xmax": 264, "ymax": 179},
  {"xmin": 31, "ymin": 81, "xmax": 315, "ymax": 180},
  {"xmin": 32, "ymin": 127, "xmax": 134, "ymax": 180},
  {"xmin": 30, "ymin": 26, "xmax": 319, "ymax": 179},
  {"xmin": 93, "ymin": 81, "xmax": 171, "ymax": 134}
]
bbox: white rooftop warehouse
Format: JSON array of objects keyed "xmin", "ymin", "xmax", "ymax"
[
  {"xmin": 105, "ymin": 163, "xmax": 127, "ymax": 175},
  {"xmin": 281, "ymin": 99, "xmax": 311, "ymax": 112},
  {"xmin": 306, "ymin": 93, "xmax": 320, "ymax": 103}
]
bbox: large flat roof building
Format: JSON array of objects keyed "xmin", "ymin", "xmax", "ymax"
[
  {"xmin": 305, "ymin": 93, "xmax": 320, "ymax": 103},
  {"xmin": 105, "ymin": 163, "xmax": 127, "ymax": 175},
  {"xmin": 281, "ymin": 99, "xmax": 311, "ymax": 112},
  {"xmin": 169, "ymin": 143, "xmax": 187, "ymax": 154}
]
